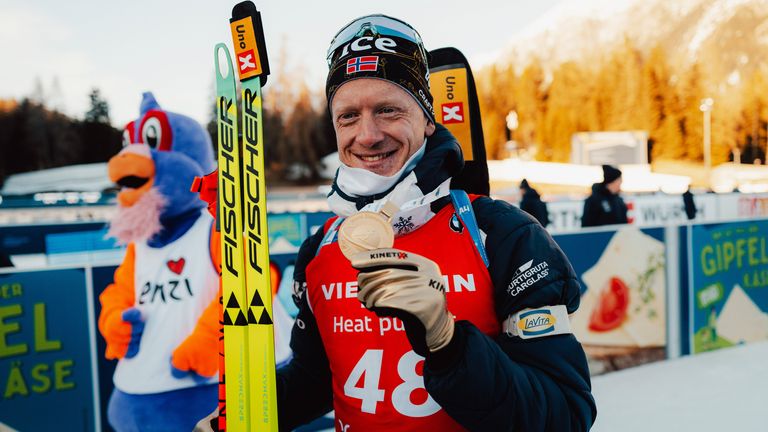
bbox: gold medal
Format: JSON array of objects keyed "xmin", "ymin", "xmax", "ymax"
[{"xmin": 338, "ymin": 211, "xmax": 395, "ymax": 260}]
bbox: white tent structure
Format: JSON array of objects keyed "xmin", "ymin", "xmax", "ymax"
[
  {"xmin": 711, "ymin": 162, "xmax": 768, "ymax": 193},
  {"xmin": 1, "ymin": 163, "xmax": 112, "ymax": 195},
  {"xmin": 488, "ymin": 160, "xmax": 691, "ymax": 194},
  {"xmin": 320, "ymin": 153, "xmax": 693, "ymax": 194}
]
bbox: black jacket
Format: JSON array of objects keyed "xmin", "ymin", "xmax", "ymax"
[
  {"xmin": 0, "ymin": 251, "xmax": 12, "ymax": 268},
  {"xmin": 276, "ymin": 125, "xmax": 596, "ymax": 431},
  {"xmin": 683, "ymin": 190, "xmax": 696, "ymax": 220},
  {"xmin": 520, "ymin": 187, "xmax": 549, "ymax": 227},
  {"xmin": 581, "ymin": 183, "xmax": 628, "ymax": 227}
]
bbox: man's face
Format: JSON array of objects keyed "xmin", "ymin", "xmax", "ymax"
[
  {"xmin": 606, "ymin": 177, "xmax": 622, "ymax": 194},
  {"xmin": 331, "ymin": 79, "xmax": 435, "ymax": 177}
]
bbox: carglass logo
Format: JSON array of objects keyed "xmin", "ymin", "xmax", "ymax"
[
  {"xmin": 517, "ymin": 309, "xmax": 556, "ymax": 336},
  {"xmin": 507, "ymin": 259, "xmax": 549, "ymax": 296}
]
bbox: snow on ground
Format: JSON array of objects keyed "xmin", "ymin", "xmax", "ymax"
[{"xmin": 591, "ymin": 342, "xmax": 767, "ymax": 431}]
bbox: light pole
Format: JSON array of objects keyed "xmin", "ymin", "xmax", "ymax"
[
  {"xmin": 506, "ymin": 110, "xmax": 518, "ymax": 141},
  {"xmin": 505, "ymin": 110, "xmax": 519, "ymax": 156},
  {"xmin": 700, "ymin": 98, "xmax": 713, "ymax": 168}
]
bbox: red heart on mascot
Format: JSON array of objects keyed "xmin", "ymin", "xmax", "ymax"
[{"xmin": 167, "ymin": 258, "xmax": 186, "ymax": 275}]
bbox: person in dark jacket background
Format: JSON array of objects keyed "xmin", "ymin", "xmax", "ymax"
[
  {"xmin": 0, "ymin": 250, "xmax": 13, "ymax": 268},
  {"xmin": 581, "ymin": 164, "xmax": 628, "ymax": 227},
  {"xmin": 519, "ymin": 178, "xmax": 550, "ymax": 227},
  {"xmin": 683, "ymin": 187, "xmax": 697, "ymax": 220}
]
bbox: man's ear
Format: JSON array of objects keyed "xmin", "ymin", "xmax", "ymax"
[{"xmin": 425, "ymin": 121, "xmax": 436, "ymax": 137}]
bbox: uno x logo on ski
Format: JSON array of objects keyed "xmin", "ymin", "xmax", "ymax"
[
  {"xmin": 230, "ymin": 13, "xmax": 266, "ymax": 81},
  {"xmin": 238, "ymin": 50, "xmax": 257, "ymax": 73},
  {"xmin": 346, "ymin": 56, "xmax": 378, "ymax": 74},
  {"xmin": 441, "ymin": 102, "xmax": 464, "ymax": 124}
]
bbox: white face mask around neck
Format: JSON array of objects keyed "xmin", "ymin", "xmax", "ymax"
[
  {"xmin": 328, "ymin": 140, "xmax": 451, "ymax": 236},
  {"xmin": 335, "ymin": 141, "xmax": 426, "ymax": 197}
]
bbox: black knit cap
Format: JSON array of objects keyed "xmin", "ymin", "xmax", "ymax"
[
  {"xmin": 602, "ymin": 164, "xmax": 622, "ymax": 184},
  {"xmin": 325, "ymin": 14, "xmax": 435, "ymax": 122}
]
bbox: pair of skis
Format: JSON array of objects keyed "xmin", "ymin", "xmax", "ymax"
[{"xmin": 215, "ymin": 2, "xmax": 277, "ymax": 431}]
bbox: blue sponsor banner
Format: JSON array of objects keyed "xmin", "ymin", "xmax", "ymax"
[
  {"xmin": 555, "ymin": 230, "xmax": 618, "ymax": 294},
  {"xmin": 0, "ymin": 222, "xmax": 107, "ymax": 255},
  {"xmin": 305, "ymin": 212, "xmax": 334, "ymax": 239},
  {"xmin": 0, "ymin": 267, "xmax": 98, "ymax": 431},
  {"xmin": 268, "ymin": 213, "xmax": 304, "ymax": 254},
  {"xmin": 554, "ymin": 227, "xmax": 665, "ymax": 292},
  {"xmin": 92, "ymin": 265, "xmax": 120, "ymax": 432},
  {"xmin": 679, "ymin": 225, "xmax": 691, "ymax": 355},
  {"xmin": 554, "ymin": 226, "xmax": 666, "ymax": 348},
  {"xmin": 688, "ymin": 219, "xmax": 768, "ymax": 353}
]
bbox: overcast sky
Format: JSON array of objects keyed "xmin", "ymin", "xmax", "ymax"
[{"xmin": 0, "ymin": 0, "xmax": 566, "ymax": 127}]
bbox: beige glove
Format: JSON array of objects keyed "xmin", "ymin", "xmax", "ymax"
[{"xmin": 351, "ymin": 248, "xmax": 454, "ymax": 356}]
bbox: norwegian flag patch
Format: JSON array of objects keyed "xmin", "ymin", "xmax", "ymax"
[{"xmin": 346, "ymin": 56, "xmax": 378, "ymax": 74}]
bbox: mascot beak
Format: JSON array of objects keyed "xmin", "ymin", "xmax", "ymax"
[{"xmin": 108, "ymin": 144, "xmax": 156, "ymax": 207}]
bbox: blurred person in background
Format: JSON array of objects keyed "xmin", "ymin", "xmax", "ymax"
[
  {"xmin": 519, "ymin": 178, "xmax": 549, "ymax": 227},
  {"xmin": 581, "ymin": 164, "xmax": 628, "ymax": 227},
  {"xmin": 683, "ymin": 187, "xmax": 697, "ymax": 220},
  {"xmin": 0, "ymin": 250, "xmax": 12, "ymax": 268}
]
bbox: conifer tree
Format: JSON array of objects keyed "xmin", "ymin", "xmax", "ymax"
[
  {"xmin": 639, "ymin": 45, "xmax": 670, "ymax": 149},
  {"xmin": 679, "ymin": 63, "xmax": 705, "ymax": 161},
  {"xmin": 605, "ymin": 37, "xmax": 644, "ymax": 131},
  {"xmin": 541, "ymin": 62, "xmax": 585, "ymax": 161},
  {"xmin": 513, "ymin": 59, "xmax": 547, "ymax": 156},
  {"xmin": 738, "ymin": 70, "xmax": 768, "ymax": 163}
]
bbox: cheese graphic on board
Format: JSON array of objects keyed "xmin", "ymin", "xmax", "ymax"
[
  {"xmin": 716, "ymin": 285, "xmax": 768, "ymax": 344},
  {"xmin": 572, "ymin": 227, "xmax": 666, "ymax": 347}
]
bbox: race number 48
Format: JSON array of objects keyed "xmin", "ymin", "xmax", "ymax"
[{"xmin": 343, "ymin": 349, "xmax": 440, "ymax": 417}]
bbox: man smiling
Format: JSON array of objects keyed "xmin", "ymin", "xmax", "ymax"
[
  {"xmin": 197, "ymin": 13, "xmax": 596, "ymax": 432},
  {"xmin": 271, "ymin": 14, "xmax": 596, "ymax": 432},
  {"xmin": 332, "ymin": 78, "xmax": 435, "ymax": 176}
]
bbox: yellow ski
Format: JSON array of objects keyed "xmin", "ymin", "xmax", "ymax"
[
  {"xmin": 215, "ymin": 43, "xmax": 251, "ymax": 431},
  {"xmin": 215, "ymin": 1, "xmax": 277, "ymax": 431},
  {"xmin": 229, "ymin": 3, "xmax": 277, "ymax": 430}
]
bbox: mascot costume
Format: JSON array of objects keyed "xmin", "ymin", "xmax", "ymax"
[{"xmin": 98, "ymin": 92, "xmax": 220, "ymax": 431}]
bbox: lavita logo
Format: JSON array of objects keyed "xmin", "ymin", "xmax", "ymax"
[{"xmin": 517, "ymin": 309, "xmax": 557, "ymax": 336}]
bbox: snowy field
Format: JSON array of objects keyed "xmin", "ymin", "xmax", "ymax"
[{"xmin": 591, "ymin": 342, "xmax": 767, "ymax": 431}]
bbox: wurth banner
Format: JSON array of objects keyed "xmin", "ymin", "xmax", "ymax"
[{"xmin": 546, "ymin": 193, "xmax": 727, "ymax": 232}]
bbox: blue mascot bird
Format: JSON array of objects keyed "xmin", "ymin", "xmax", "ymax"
[{"xmin": 99, "ymin": 92, "xmax": 221, "ymax": 432}]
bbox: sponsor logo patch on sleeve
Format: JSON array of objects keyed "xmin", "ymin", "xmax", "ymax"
[
  {"xmin": 507, "ymin": 259, "xmax": 550, "ymax": 296},
  {"xmin": 517, "ymin": 309, "xmax": 557, "ymax": 337},
  {"xmin": 504, "ymin": 305, "xmax": 571, "ymax": 339}
]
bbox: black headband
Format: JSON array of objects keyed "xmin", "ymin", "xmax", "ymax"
[{"xmin": 326, "ymin": 20, "xmax": 434, "ymax": 122}]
